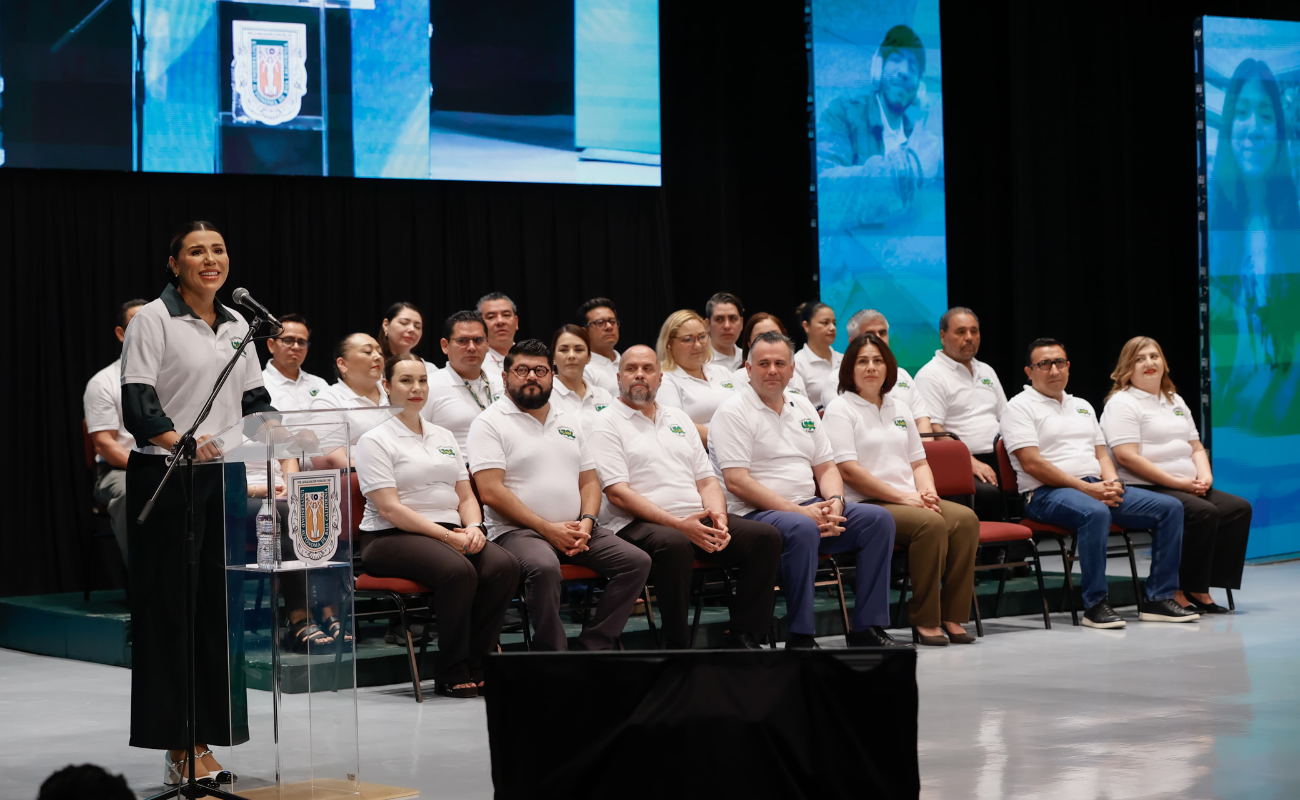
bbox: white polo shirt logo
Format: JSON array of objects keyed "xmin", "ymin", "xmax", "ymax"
[
  {"xmin": 595, "ymin": 403, "xmax": 609, "ymax": 413},
  {"xmin": 893, "ymin": 417, "xmax": 908, "ymax": 429},
  {"xmin": 310, "ymin": 388, "xmax": 320, "ymax": 396},
  {"xmin": 980, "ymin": 377, "xmax": 993, "ymax": 387},
  {"xmin": 1076, "ymin": 407, "xmax": 1091, "ymax": 416},
  {"xmin": 800, "ymin": 418, "xmax": 817, "ymax": 432},
  {"xmin": 669, "ymin": 424, "xmax": 688, "ymax": 437},
  {"xmin": 1173, "ymin": 407, "xmax": 1186, "ymax": 417},
  {"xmin": 557, "ymin": 426, "xmax": 576, "ymax": 440},
  {"xmin": 437, "ymin": 446, "xmax": 456, "ymax": 458},
  {"xmin": 896, "ymin": 379, "xmax": 910, "ymax": 389}
]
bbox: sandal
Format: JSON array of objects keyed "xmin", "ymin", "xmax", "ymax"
[
  {"xmin": 164, "ymin": 751, "xmax": 214, "ymax": 786},
  {"xmin": 322, "ymin": 614, "xmax": 354, "ymax": 645},
  {"xmin": 196, "ymin": 748, "xmax": 238, "ymax": 784},
  {"xmin": 286, "ymin": 617, "xmax": 334, "ymax": 653},
  {"xmin": 434, "ymin": 681, "xmax": 479, "ymax": 699}
]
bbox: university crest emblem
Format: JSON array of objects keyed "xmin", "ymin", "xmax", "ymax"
[
  {"xmin": 669, "ymin": 424, "xmax": 687, "ymax": 437},
  {"xmin": 558, "ymin": 426, "xmax": 576, "ymax": 440},
  {"xmin": 893, "ymin": 417, "xmax": 908, "ymax": 429},
  {"xmin": 287, "ymin": 470, "xmax": 341, "ymax": 563},
  {"xmin": 800, "ymin": 418, "xmax": 817, "ymax": 432},
  {"xmin": 232, "ymin": 21, "xmax": 308, "ymax": 126},
  {"xmin": 438, "ymin": 447, "xmax": 456, "ymax": 457}
]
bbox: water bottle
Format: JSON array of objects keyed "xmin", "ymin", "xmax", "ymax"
[{"xmin": 256, "ymin": 499, "xmax": 277, "ymax": 569}]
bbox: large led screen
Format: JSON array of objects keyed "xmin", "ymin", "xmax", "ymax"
[
  {"xmin": 1201, "ymin": 17, "xmax": 1300, "ymax": 558},
  {"xmin": 812, "ymin": 0, "xmax": 945, "ymax": 370},
  {"xmin": 0, "ymin": 0, "xmax": 660, "ymax": 186}
]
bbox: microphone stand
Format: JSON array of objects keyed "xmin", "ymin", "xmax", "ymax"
[{"xmin": 138, "ymin": 314, "xmax": 267, "ymax": 800}]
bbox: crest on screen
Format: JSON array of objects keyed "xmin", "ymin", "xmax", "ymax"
[{"xmin": 232, "ymin": 21, "xmax": 308, "ymax": 126}]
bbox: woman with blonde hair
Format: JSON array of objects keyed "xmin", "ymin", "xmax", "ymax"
[
  {"xmin": 656, "ymin": 309, "xmax": 734, "ymax": 445},
  {"xmin": 1099, "ymin": 336, "xmax": 1251, "ymax": 613}
]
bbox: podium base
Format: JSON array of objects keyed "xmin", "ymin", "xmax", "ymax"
[{"xmin": 239, "ymin": 781, "xmax": 417, "ymax": 800}]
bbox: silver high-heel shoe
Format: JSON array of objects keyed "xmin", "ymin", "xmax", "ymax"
[{"xmin": 163, "ymin": 750, "xmax": 206, "ymax": 785}]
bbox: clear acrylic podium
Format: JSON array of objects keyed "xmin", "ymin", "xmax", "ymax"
[{"xmin": 213, "ymin": 406, "xmax": 399, "ymax": 799}]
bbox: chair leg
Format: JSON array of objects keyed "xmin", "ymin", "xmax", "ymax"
[
  {"xmin": 1050, "ymin": 535, "xmax": 1079, "ymax": 626},
  {"xmin": 1227, "ymin": 588, "xmax": 1235, "ymax": 611},
  {"xmin": 994, "ymin": 558, "xmax": 1008, "ymax": 618},
  {"xmin": 971, "ymin": 574, "xmax": 984, "ymax": 638},
  {"xmin": 830, "ymin": 560, "xmax": 850, "ymax": 636},
  {"xmin": 1124, "ymin": 533, "xmax": 1143, "ymax": 608},
  {"xmin": 894, "ymin": 574, "xmax": 910, "ymax": 629},
  {"xmin": 518, "ymin": 593, "xmax": 532, "ymax": 652},
  {"xmin": 396, "ymin": 595, "xmax": 422, "ymax": 703},
  {"xmin": 642, "ymin": 585, "xmax": 659, "ymax": 649},
  {"xmin": 1031, "ymin": 542, "xmax": 1051, "ymax": 630}
]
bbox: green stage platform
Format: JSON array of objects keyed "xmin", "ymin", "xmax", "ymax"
[{"xmin": 0, "ymin": 570, "xmax": 1140, "ymax": 692}]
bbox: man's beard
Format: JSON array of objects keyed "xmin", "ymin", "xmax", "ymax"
[
  {"xmin": 509, "ymin": 382, "xmax": 551, "ymax": 410},
  {"xmin": 622, "ymin": 382, "xmax": 654, "ymax": 405}
]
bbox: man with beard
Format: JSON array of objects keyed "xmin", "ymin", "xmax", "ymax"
[
  {"xmin": 817, "ymin": 24, "xmax": 942, "ymax": 229},
  {"xmin": 588, "ymin": 345, "xmax": 782, "ymax": 649},
  {"xmin": 468, "ymin": 339, "xmax": 651, "ymax": 650}
]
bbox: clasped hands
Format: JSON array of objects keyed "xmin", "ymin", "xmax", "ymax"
[
  {"xmin": 678, "ymin": 510, "xmax": 730, "ymax": 553},
  {"xmin": 801, "ymin": 499, "xmax": 846, "ymax": 538},
  {"xmin": 542, "ymin": 519, "xmax": 594, "ymax": 557},
  {"xmin": 1083, "ymin": 480, "xmax": 1126, "ymax": 507}
]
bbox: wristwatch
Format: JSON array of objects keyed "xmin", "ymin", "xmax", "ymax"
[
  {"xmin": 578, "ymin": 514, "xmax": 599, "ymax": 525},
  {"xmin": 472, "ymin": 521, "xmax": 489, "ymax": 533},
  {"xmin": 828, "ymin": 494, "xmax": 846, "ymax": 508}
]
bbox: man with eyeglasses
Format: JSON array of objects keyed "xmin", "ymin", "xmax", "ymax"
[
  {"xmin": 262, "ymin": 313, "xmax": 330, "ymax": 410},
  {"xmin": 1002, "ymin": 338, "xmax": 1194, "ymax": 628},
  {"xmin": 423, "ymin": 311, "xmax": 497, "ymax": 458},
  {"xmin": 577, "ymin": 297, "xmax": 621, "ymax": 394},
  {"xmin": 705, "ymin": 292, "xmax": 745, "ymax": 372},
  {"xmin": 469, "ymin": 339, "xmax": 651, "ymax": 650},
  {"xmin": 478, "ymin": 292, "xmax": 520, "ymax": 397}
]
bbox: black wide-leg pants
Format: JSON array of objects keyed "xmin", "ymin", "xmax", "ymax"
[{"xmin": 127, "ymin": 453, "xmax": 248, "ymax": 750}]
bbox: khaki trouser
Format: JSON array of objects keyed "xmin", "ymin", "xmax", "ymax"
[{"xmin": 875, "ymin": 500, "xmax": 979, "ymax": 628}]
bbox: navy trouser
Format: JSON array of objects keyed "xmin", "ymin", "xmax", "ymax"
[
  {"xmin": 1024, "ymin": 478, "xmax": 1184, "ymax": 609},
  {"xmin": 745, "ymin": 499, "xmax": 895, "ymax": 635}
]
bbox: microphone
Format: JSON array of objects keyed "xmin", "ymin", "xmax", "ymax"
[{"xmin": 231, "ymin": 288, "xmax": 282, "ymax": 328}]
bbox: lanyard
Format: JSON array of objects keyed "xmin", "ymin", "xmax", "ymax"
[{"xmin": 463, "ymin": 373, "xmax": 495, "ymax": 411}]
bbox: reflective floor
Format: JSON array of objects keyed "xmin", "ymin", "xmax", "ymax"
[{"xmin": 1, "ymin": 560, "xmax": 1296, "ymax": 799}]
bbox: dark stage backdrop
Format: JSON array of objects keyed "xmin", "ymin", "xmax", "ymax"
[{"xmin": 3, "ymin": 0, "xmax": 1299, "ymax": 595}]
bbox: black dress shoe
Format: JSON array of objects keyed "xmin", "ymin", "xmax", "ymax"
[
  {"xmin": 785, "ymin": 633, "xmax": 820, "ymax": 649},
  {"xmin": 848, "ymin": 627, "xmax": 913, "ymax": 649},
  {"xmin": 1185, "ymin": 596, "xmax": 1230, "ymax": 614},
  {"xmin": 721, "ymin": 631, "xmax": 763, "ymax": 649},
  {"xmin": 944, "ymin": 628, "xmax": 977, "ymax": 644}
]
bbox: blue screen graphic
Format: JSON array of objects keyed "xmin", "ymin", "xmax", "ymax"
[
  {"xmin": 812, "ymin": 0, "xmax": 945, "ymax": 371},
  {"xmin": 0, "ymin": 0, "xmax": 660, "ymax": 186},
  {"xmin": 1202, "ymin": 17, "xmax": 1300, "ymax": 559}
]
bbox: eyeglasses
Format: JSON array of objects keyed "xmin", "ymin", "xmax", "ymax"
[
  {"xmin": 1032, "ymin": 358, "xmax": 1069, "ymax": 371},
  {"xmin": 586, "ymin": 317, "xmax": 619, "ymax": 329},
  {"xmin": 510, "ymin": 365, "xmax": 552, "ymax": 378},
  {"xmin": 674, "ymin": 333, "xmax": 710, "ymax": 347},
  {"xmin": 275, "ymin": 336, "xmax": 310, "ymax": 348},
  {"xmin": 450, "ymin": 336, "xmax": 486, "ymax": 347}
]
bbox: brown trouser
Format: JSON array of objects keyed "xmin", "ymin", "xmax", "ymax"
[{"xmin": 874, "ymin": 500, "xmax": 980, "ymax": 628}]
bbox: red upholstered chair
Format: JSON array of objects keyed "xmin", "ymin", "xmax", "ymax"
[
  {"xmin": 351, "ymin": 471, "xmax": 436, "ymax": 702},
  {"xmin": 923, "ymin": 436, "xmax": 1050, "ymax": 635},
  {"xmin": 994, "ymin": 436, "xmax": 1144, "ymax": 626}
]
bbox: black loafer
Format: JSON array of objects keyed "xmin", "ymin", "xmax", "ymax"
[
  {"xmin": 785, "ymin": 633, "xmax": 820, "ymax": 649},
  {"xmin": 849, "ymin": 627, "xmax": 913, "ymax": 649},
  {"xmin": 721, "ymin": 631, "xmax": 764, "ymax": 650},
  {"xmin": 1185, "ymin": 596, "xmax": 1230, "ymax": 614}
]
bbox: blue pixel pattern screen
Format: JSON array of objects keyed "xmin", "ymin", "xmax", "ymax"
[
  {"xmin": 812, "ymin": 0, "xmax": 945, "ymax": 371},
  {"xmin": 1203, "ymin": 17, "xmax": 1300, "ymax": 559},
  {"xmin": 0, "ymin": 0, "xmax": 660, "ymax": 186}
]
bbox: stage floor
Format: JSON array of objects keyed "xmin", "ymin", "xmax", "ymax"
[{"xmin": 2, "ymin": 558, "xmax": 1297, "ymax": 799}]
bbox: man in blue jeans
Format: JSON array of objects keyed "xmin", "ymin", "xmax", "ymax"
[
  {"xmin": 708, "ymin": 331, "xmax": 904, "ymax": 649},
  {"xmin": 1002, "ymin": 338, "xmax": 1196, "ymax": 629}
]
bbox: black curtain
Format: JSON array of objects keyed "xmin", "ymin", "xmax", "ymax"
[{"xmin": 5, "ymin": 0, "xmax": 1300, "ymax": 595}]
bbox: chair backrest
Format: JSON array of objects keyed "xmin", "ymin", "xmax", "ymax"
[
  {"xmin": 81, "ymin": 419, "xmax": 97, "ymax": 471},
  {"xmin": 923, "ymin": 438, "xmax": 976, "ymax": 497},
  {"xmin": 347, "ymin": 471, "xmax": 365, "ymax": 540},
  {"xmin": 993, "ymin": 436, "xmax": 1018, "ymax": 496}
]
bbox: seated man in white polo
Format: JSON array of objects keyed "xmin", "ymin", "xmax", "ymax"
[
  {"xmin": 915, "ymin": 307, "xmax": 1007, "ymax": 520},
  {"xmin": 590, "ymin": 345, "xmax": 782, "ymax": 650},
  {"xmin": 708, "ymin": 331, "xmax": 904, "ymax": 649},
  {"xmin": 469, "ymin": 339, "xmax": 651, "ymax": 651},
  {"xmin": 1001, "ymin": 337, "xmax": 1195, "ymax": 629}
]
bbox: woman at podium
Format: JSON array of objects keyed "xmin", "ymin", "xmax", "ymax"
[
  {"xmin": 354, "ymin": 354, "xmax": 520, "ymax": 698},
  {"xmin": 120, "ymin": 222, "xmax": 272, "ymax": 785}
]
